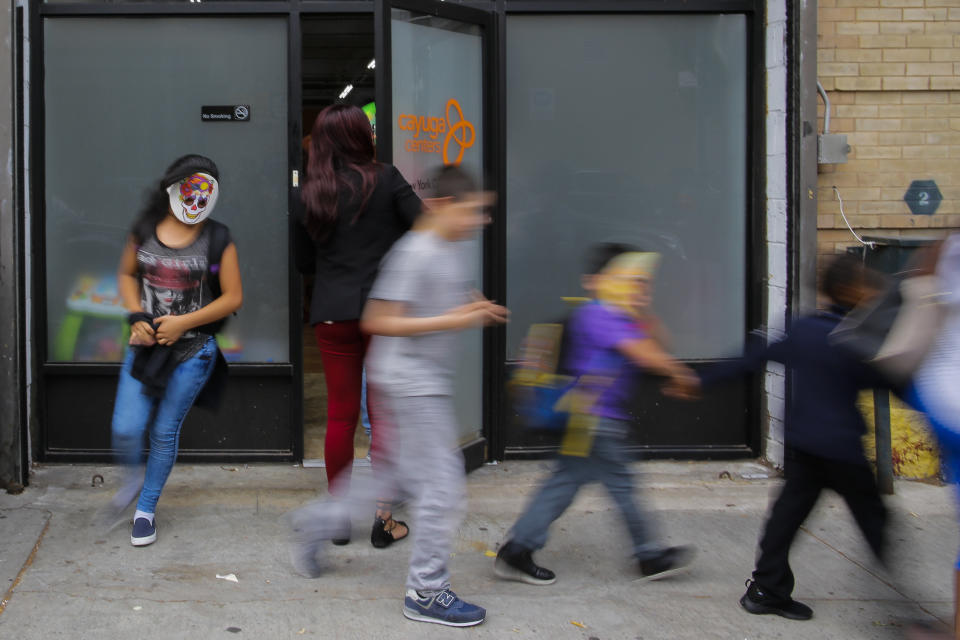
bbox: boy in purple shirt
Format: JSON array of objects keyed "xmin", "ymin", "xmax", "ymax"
[{"xmin": 495, "ymin": 244, "xmax": 698, "ymax": 585}]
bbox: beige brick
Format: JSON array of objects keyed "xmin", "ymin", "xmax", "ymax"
[
  {"xmin": 861, "ymin": 34, "xmax": 907, "ymax": 47},
  {"xmin": 927, "ymin": 104, "xmax": 960, "ymax": 117},
  {"xmin": 927, "ymin": 0, "xmax": 960, "ymax": 6},
  {"xmin": 855, "ymin": 145, "xmax": 903, "ymax": 158},
  {"xmin": 881, "ymin": 188, "xmax": 910, "ymax": 200},
  {"xmin": 832, "ymin": 118, "xmax": 856, "ymax": 130},
  {"xmin": 858, "ymin": 7, "xmax": 903, "ymax": 19},
  {"xmin": 877, "ymin": 104, "xmax": 926, "ymax": 117},
  {"xmin": 857, "ymin": 118, "xmax": 902, "ymax": 131},
  {"xmin": 837, "ymin": 105, "xmax": 880, "ymax": 117},
  {"xmin": 819, "ymin": 77, "xmax": 837, "ymax": 91},
  {"xmin": 833, "ymin": 92, "xmax": 857, "ymax": 104},
  {"xmin": 845, "ymin": 131, "xmax": 882, "ymax": 145},
  {"xmin": 906, "ymin": 62, "xmax": 954, "ymax": 75},
  {"xmin": 837, "ymin": 0, "xmax": 879, "ymax": 6},
  {"xmin": 931, "ymin": 48, "xmax": 960, "ymax": 62},
  {"xmin": 848, "ymin": 215, "xmax": 884, "ymax": 227},
  {"xmin": 821, "ymin": 0, "xmax": 838, "ymax": 7},
  {"xmin": 951, "ymin": 8, "xmax": 960, "ymax": 20},
  {"xmin": 878, "ymin": 131, "xmax": 926, "ymax": 144},
  {"xmin": 819, "ymin": 200, "xmax": 844, "ymax": 214},
  {"xmin": 819, "ymin": 34, "xmax": 862, "ymax": 48},
  {"xmin": 953, "ymin": 93, "xmax": 960, "ymax": 103},
  {"xmin": 819, "ymin": 49, "xmax": 837, "ymax": 63},
  {"xmin": 855, "ymin": 91, "xmax": 902, "ymax": 104},
  {"xmin": 927, "ymin": 132, "xmax": 960, "ymax": 145},
  {"xmin": 883, "ymin": 76, "xmax": 930, "ymax": 89},
  {"xmin": 818, "ymin": 214, "xmax": 838, "ymax": 228},
  {"xmin": 860, "ymin": 202, "xmax": 906, "ymax": 214},
  {"xmin": 861, "ymin": 62, "xmax": 906, "ymax": 75},
  {"xmin": 949, "ymin": 145, "xmax": 960, "ymax": 157},
  {"xmin": 902, "ymin": 117, "xmax": 950, "ymax": 130},
  {"xmin": 882, "ymin": 48, "xmax": 931, "ymax": 61},
  {"xmin": 837, "ymin": 48, "xmax": 884, "ymax": 62},
  {"xmin": 820, "ymin": 7, "xmax": 857, "ymax": 19},
  {"xmin": 838, "ymin": 159, "xmax": 882, "ymax": 170},
  {"xmin": 837, "ymin": 76, "xmax": 884, "ymax": 90},
  {"xmin": 820, "ymin": 62, "xmax": 862, "ymax": 76},
  {"xmin": 904, "ymin": 8, "xmax": 948, "ymax": 20},
  {"xmin": 907, "ymin": 34, "xmax": 954, "ymax": 47},
  {"xmin": 904, "ymin": 91, "xmax": 948, "ymax": 103},
  {"xmin": 838, "ymin": 21, "xmax": 881, "ymax": 34},
  {"xmin": 956, "ymin": 34, "xmax": 960, "ymax": 47},
  {"xmin": 923, "ymin": 21, "xmax": 960, "ymax": 35},
  {"xmin": 953, "ymin": 118, "xmax": 960, "ymax": 130},
  {"xmin": 932, "ymin": 77, "xmax": 960, "ymax": 90},
  {"xmin": 880, "ymin": 22, "xmax": 926, "ymax": 34},
  {"xmin": 903, "ymin": 144, "xmax": 949, "ymax": 157},
  {"xmin": 880, "ymin": 0, "xmax": 922, "ymax": 6},
  {"xmin": 858, "ymin": 172, "xmax": 909, "ymax": 186}
]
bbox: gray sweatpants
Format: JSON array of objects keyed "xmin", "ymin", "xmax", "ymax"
[
  {"xmin": 286, "ymin": 393, "xmax": 465, "ymax": 595},
  {"xmin": 389, "ymin": 394, "xmax": 466, "ymax": 594}
]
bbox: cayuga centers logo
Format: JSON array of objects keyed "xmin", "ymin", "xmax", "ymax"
[{"xmin": 397, "ymin": 98, "xmax": 476, "ymax": 166}]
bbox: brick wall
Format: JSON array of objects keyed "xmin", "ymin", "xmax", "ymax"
[{"xmin": 817, "ymin": 0, "xmax": 959, "ymax": 259}]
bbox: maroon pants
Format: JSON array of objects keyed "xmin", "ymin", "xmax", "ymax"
[{"xmin": 314, "ymin": 320, "xmax": 377, "ymax": 494}]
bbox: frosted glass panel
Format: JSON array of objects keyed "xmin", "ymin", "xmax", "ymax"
[
  {"xmin": 44, "ymin": 17, "xmax": 288, "ymax": 363},
  {"xmin": 506, "ymin": 14, "xmax": 748, "ymax": 361},
  {"xmin": 391, "ymin": 12, "xmax": 484, "ymax": 444}
]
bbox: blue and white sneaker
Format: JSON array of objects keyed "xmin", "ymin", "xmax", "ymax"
[
  {"xmin": 402, "ymin": 588, "xmax": 485, "ymax": 627},
  {"xmin": 131, "ymin": 517, "xmax": 157, "ymax": 547}
]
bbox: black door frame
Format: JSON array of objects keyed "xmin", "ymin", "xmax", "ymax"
[{"xmin": 27, "ymin": 0, "xmax": 766, "ymax": 464}]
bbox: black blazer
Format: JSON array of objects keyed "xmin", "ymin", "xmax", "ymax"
[{"xmin": 294, "ymin": 163, "xmax": 422, "ymax": 323}]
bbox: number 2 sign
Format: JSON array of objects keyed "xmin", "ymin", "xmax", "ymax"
[{"xmin": 903, "ymin": 180, "xmax": 943, "ymax": 216}]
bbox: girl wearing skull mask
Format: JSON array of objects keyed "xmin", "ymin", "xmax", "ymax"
[
  {"xmin": 104, "ymin": 154, "xmax": 243, "ymax": 547},
  {"xmin": 294, "ymin": 103, "xmax": 421, "ymax": 548}
]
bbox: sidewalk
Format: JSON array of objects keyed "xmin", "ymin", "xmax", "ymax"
[{"xmin": 0, "ymin": 459, "xmax": 953, "ymax": 639}]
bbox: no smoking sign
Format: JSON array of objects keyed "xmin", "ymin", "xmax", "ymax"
[{"xmin": 903, "ymin": 180, "xmax": 942, "ymax": 216}]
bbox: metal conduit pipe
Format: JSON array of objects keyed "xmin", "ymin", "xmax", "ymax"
[{"xmin": 817, "ymin": 80, "xmax": 830, "ymax": 134}]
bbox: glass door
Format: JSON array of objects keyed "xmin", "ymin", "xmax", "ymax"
[{"xmin": 375, "ymin": 0, "xmax": 495, "ymax": 461}]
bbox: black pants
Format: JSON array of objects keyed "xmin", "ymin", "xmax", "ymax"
[{"xmin": 753, "ymin": 447, "xmax": 887, "ymax": 601}]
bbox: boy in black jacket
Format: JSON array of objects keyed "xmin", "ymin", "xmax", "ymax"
[{"xmin": 702, "ymin": 254, "xmax": 888, "ymax": 621}]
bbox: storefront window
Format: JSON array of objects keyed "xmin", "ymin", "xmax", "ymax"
[
  {"xmin": 506, "ymin": 14, "xmax": 748, "ymax": 362},
  {"xmin": 44, "ymin": 17, "xmax": 289, "ymax": 363}
]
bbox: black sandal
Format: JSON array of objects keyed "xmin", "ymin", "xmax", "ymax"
[{"xmin": 370, "ymin": 502, "xmax": 408, "ymax": 549}]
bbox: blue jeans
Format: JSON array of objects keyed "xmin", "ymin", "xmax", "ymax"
[
  {"xmin": 111, "ymin": 337, "xmax": 218, "ymax": 513},
  {"xmin": 509, "ymin": 427, "xmax": 660, "ymax": 561}
]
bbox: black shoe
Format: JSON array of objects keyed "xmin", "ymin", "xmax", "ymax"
[
  {"xmin": 638, "ymin": 545, "xmax": 695, "ymax": 581},
  {"xmin": 370, "ymin": 516, "xmax": 408, "ymax": 549},
  {"xmin": 331, "ymin": 537, "xmax": 350, "ymax": 546},
  {"xmin": 739, "ymin": 579, "xmax": 813, "ymax": 620},
  {"xmin": 493, "ymin": 541, "xmax": 556, "ymax": 585}
]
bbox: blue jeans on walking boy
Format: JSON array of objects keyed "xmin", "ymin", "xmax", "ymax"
[
  {"xmin": 509, "ymin": 420, "xmax": 661, "ymax": 561},
  {"xmin": 111, "ymin": 336, "xmax": 218, "ymax": 514}
]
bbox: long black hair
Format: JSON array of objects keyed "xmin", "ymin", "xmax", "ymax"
[{"xmin": 131, "ymin": 154, "xmax": 220, "ymax": 243}]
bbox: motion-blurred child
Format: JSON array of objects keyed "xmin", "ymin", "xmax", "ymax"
[
  {"xmin": 701, "ymin": 253, "xmax": 888, "ymax": 621},
  {"xmin": 495, "ymin": 243, "xmax": 698, "ymax": 586}
]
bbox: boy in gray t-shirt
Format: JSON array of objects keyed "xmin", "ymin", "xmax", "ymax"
[{"xmin": 362, "ymin": 166, "xmax": 507, "ymax": 628}]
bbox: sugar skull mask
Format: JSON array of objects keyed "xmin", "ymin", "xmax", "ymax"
[{"xmin": 167, "ymin": 173, "xmax": 218, "ymax": 225}]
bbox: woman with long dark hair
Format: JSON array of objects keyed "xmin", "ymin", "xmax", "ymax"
[
  {"xmin": 104, "ymin": 154, "xmax": 243, "ymax": 546},
  {"xmin": 294, "ymin": 103, "xmax": 420, "ymax": 548}
]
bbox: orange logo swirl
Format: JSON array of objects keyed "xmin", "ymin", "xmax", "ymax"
[{"xmin": 443, "ymin": 98, "xmax": 476, "ymax": 166}]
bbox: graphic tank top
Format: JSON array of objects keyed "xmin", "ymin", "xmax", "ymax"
[{"xmin": 137, "ymin": 225, "xmax": 214, "ymax": 361}]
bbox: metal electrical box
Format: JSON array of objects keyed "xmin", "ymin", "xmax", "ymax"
[{"xmin": 818, "ymin": 133, "xmax": 850, "ymax": 164}]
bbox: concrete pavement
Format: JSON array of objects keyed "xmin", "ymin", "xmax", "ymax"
[{"xmin": 0, "ymin": 459, "xmax": 954, "ymax": 639}]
